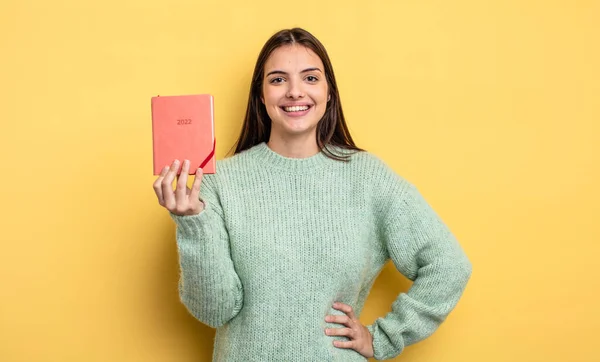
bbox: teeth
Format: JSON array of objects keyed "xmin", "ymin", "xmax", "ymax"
[{"xmin": 284, "ymin": 106, "xmax": 309, "ymax": 112}]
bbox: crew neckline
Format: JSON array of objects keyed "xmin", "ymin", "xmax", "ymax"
[{"xmin": 251, "ymin": 142, "xmax": 335, "ymax": 173}]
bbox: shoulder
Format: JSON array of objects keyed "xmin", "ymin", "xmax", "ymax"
[
  {"xmin": 204, "ymin": 143, "xmax": 262, "ymax": 180},
  {"xmin": 340, "ymin": 148, "xmax": 422, "ymax": 225},
  {"xmin": 346, "ymin": 148, "xmax": 390, "ymax": 170},
  {"xmin": 200, "ymin": 143, "xmax": 277, "ymax": 195},
  {"xmin": 344, "ymin": 148, "xmax": 413, "ymax": 190}
]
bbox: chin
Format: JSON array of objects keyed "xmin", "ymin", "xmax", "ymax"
[{"xmin": 273, "ymin": 122, "xmax": 317, "ymax": 136}]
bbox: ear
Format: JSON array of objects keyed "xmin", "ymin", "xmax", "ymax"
[{"xmin": 327, "ymin": 94, "xmax": 331, "ymax": 102}]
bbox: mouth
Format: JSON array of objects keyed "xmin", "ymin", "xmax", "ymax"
[{"xmin": 280, "ymin": 105, "xmax": 312, "ymax": 113}]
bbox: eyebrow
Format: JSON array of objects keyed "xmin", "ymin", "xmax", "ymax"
[{"xmin": 265, "ymin": 67, "xmax": 323, "ymax": 77}]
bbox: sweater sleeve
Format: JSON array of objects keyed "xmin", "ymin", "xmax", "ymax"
[
  {"xmin": 366, "ymin": 172, "xmax": 472, "ymax": 360},
  {"xmin": 169, "ymin": 174, "xmax": 244, "ymax": 328}
]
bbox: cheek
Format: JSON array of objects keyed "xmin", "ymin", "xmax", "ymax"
[
  {"xmin": 262, "ymin": 87, "xmax": 281, "ymax": 107},
  {"xmin": 261, "ymin": 93, "xmax": 280, "ymax": 118},
  {"xmin": 264, "ymin": 100, "xmax": 280, "ymax": 114},
  {"xmin": 317, "ymin": 84, "xmax": 329, "ymax": 103}
]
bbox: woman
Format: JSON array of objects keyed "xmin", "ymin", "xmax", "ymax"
[{"xmin": 153, "ymin": 28, "xmax": 472, "ymax": 361}]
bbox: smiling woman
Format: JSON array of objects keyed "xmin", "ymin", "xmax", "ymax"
[
  {"xmin": 261, "ymin": 45, "xmax": 329, "ymax": 143},
  {"xmin": 153, "ymin": 27, "xmax": 472, "ymax": 362},
  {"xmin": 234, "ymin": 27, "xmax": 359, "ymax": 160}
]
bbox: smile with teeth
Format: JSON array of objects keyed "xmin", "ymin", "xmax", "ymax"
[{"xmin": 283, "ymin": 105, "xmax": 311, "ymax": 112}]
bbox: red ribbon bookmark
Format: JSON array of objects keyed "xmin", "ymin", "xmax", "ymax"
[{"xmin": 199, "ymin": 139, "xmax": 216, "ymax": 169}]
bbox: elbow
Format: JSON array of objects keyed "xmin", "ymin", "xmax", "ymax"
[
  {"xmin": 188, "ymin": 307, "xmax": 230, "ymax": 329},
  {"xmin": 461, "ymin": 254, "xmax": 473, "ymax": 283},
  {"xmin": 179, "ymin": 287, "xmax": 243, "ymax": 328},
  {"xmin": 180, "ymin": 293, "xmax": 231, "ymax": 328},
  {"xmin": 450, "ymin": 251, "xmax": 472, "ymax": 288}
]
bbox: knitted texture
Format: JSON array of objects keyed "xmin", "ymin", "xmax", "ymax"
[{"xmin": 169, "ymin": 142, "xmax": 472, "ymax": 361}]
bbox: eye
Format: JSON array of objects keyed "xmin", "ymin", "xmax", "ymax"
[
  {"xmin": 306, "ymin": 75, "xmax": 319, "ymax": 82},
  {"xmin": 269, "ymin": 77, "xmax": 285, "ymax": 84}
]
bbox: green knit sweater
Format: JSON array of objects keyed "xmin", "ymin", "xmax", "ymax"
[{"xmin": 169, "ymin": 142, "xmax": 472, "ymax": 361}]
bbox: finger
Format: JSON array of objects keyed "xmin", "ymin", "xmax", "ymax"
[
  {"xmin": 153, "ymin": 166, "xmax": 169, "ymax": 205},
  {"xmin": 175, "ymin": 159, "xmax": 190, "ymax": 202},
  {"xmin": 325, "ymin": 315, "xmax": 351, "ymax": 326},
  {"xmin": 333, "ymin": 302, "xmax": 357, "ymax": 321},
  {"xmin": 162, "ymin": 159, "xmax": 179, "ymax": 210},
  {"xmin": 189, "ymin": 168, "xmax": 203, "ymax": 203},
  {"xmin": 325, "ymin": 328, "xmax": 353, "ymax": 338},
  {"xmin": 332, "ymin": 340, "xmax": 355, "ymax": 349}
]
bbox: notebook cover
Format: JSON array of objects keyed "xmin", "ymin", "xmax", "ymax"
[{"xmin": 151, "ymin": 94, "xmax": 216, "ymax": 175}]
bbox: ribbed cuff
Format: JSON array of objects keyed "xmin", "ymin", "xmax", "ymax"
[
  {"xmin": 366, "ymin": 322, "xmax": 404, "ymax": 360},
  {"xmin": 169, "ymin": 209, "xmax": 208, "ymax": 240},
  {"xmin": 366, "ymin": 324, "xmax": 380, "ymax": 360}
]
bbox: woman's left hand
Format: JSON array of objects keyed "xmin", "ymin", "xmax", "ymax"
[{"xmin": 325, "ymin": 302, "xmax": 374, "ymax": 359}]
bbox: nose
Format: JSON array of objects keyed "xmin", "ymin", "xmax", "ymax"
[{"xmin": 285, "ymin": 79, "xmax": 304, "ymax": 99}]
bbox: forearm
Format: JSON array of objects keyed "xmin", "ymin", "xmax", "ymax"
[
  {"xmin": 369, "ymin": 182, "xmax": 473, "ymax": 359},
  {"xmin": 367, "ymin": 250, "xmax": 472, "ymax": 359},
  {"xmin": 171, "ymin": 211, "xmax": 244, "ymax": 328}
]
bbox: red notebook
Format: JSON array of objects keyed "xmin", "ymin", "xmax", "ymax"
[{"xmin": 151, "ymin": 94, "xmax": 216, "ymax": 175}]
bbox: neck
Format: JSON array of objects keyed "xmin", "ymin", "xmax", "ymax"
[{"xmin": 266, "ymin": 133, "xmax": 320, "ymax": 159}]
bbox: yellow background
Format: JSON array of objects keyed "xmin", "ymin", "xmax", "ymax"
[{"xmin": 1, "ymin": 0, "xmax": 598, "ymax": 361}]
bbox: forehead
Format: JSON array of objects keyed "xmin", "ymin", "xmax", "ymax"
[{"xmin": 264, "ymin": 44, "xmax": 324, "ymax": 71}]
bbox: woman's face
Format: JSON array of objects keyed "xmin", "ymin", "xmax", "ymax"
[{"xmin": 261, "ymin": 44, "xmax": 329, "ymax": 140}]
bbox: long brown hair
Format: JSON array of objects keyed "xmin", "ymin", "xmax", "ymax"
[{"xmin": 229, "ymin": 28, "xmax": 364, "ymax": 161}]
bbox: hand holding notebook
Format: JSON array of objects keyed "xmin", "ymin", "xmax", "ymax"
[{"xmin": 153, "ymin": 158, "xmax": 205, "ymax": 216}]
